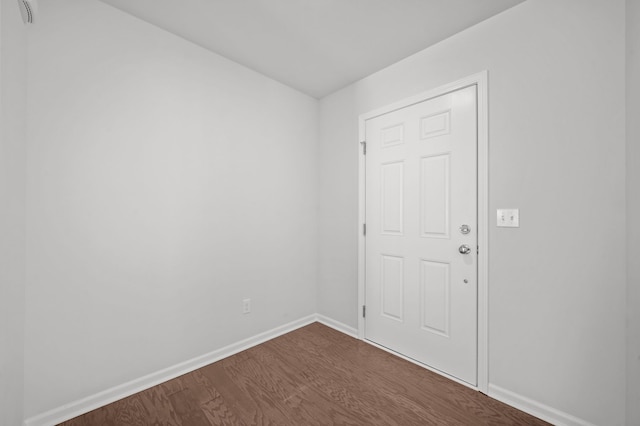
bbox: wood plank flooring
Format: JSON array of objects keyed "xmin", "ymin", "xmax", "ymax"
[{"xmin": 59, "ymin": 323, "xmax": 549, "ymax": 425}]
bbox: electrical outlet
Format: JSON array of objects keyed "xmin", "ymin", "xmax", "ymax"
[{"xmin": 242, "ymin": 298, "xmax": 251, "ymax": 314}]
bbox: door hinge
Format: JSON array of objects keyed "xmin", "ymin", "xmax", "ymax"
[
  {"xmin": 477, "ymin": 245, "xmax": 479, "ymax": 254},
  {"xmin": 363, "ymin": 223, "xmax": 366, "ymax": 236},
  {"xmin": 360, "ymin": 141, "xmax": 367, "ymax": 155},
  {"xmin": 362, "ymin": 305, "xmax": 366, "ymax": 318}
]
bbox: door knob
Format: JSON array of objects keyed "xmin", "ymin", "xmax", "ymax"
[{"xmin": 459, "ymin": 244, "xmax": 472, "ymax": 255}]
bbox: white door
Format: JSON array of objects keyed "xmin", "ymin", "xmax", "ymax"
[{"xmin": 364, "ymin": 85, "xmax": 478, "ymax": 385}]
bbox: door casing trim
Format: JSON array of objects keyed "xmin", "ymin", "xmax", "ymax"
[{"xmin": 357, "ymin": 71, "xmax": 489, "ymax": 393}]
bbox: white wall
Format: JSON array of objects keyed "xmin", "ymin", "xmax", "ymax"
[
  {"xmin": 318, "ymin": 0, "xmax": 627, "ymax": 424},
  {"xmin": 626, "ymin": 1, "xmax": 640, "ymax": 425},
  {"xmin": 25, "ymin": 0, "xmax": 318, "ymax": 418},
  {"xmin": 317, "ymin": 90, "xmax": 360, "ymax": 326},
  {"xmin": 0, "ymin": 0, "xmax": 27, "ymax": 424}
]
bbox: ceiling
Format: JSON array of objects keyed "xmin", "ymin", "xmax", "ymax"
[{"xmin": 98, "ymin": 0, "xmax": 525, "ymax": 98}]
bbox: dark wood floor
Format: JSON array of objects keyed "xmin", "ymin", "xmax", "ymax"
[{"xmin": 60, "ymin": 323, "xmax": 548, "ymax": 425}]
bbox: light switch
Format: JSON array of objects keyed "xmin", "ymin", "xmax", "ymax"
[{"xmin": 497, "ymin": 209, "xmax": 519, "ymax": 227}]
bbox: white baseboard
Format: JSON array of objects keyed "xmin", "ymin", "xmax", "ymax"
[
  {"xmin": 315, "ymin": 314, "xmax": 358, "ymax": 338},
  {"xmin": 24, "ymin": 314, "xmax": 317, "ymax": 426},
  {"xmin": 488, "ymin": 384, "xmax": 596, "ymax": 426}
]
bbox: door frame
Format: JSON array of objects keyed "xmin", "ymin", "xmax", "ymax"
[{"xmin": 357, "ymin": 71, "xmax": 489, "ymax": 393}]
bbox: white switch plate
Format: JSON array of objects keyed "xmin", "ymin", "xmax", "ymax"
[{"xmin": 497, "ymin": 209, "xmax": 519, "ymax": 227}]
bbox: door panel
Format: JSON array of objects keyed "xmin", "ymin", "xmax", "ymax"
[
  {"xmin": 420, "ymin": 154, "xmax": 450, "ymax": 238},
  {"xmin": 381, "ymin": 162, "xmax": 404, "ymax": 235},
  {"xmin": 365, "ymin": 85, "xmax": 478, "ymax": 385},
  {"xmin": 381, "ymin": 255, "xmax": 404, "ymax": 321},
  {"xmin": 420, "ymin": 259, "xmax": 450, "ymax": 337}
]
